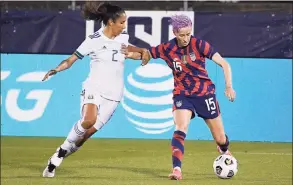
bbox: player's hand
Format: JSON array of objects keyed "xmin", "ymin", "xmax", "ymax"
[
  {"xmin": 225, "ymin": 86, "xmax": 236, "ymax": 102},
  {"xmin": 121, "ymin": 44, "xmax": 128, "ymax": 56},
  {"xmin": 42, "ymin": 69, "xmax": 57, "ymax": 81},
  {"xmin": 141, "ymin": 49, "xmax": 150, "ymax": 66}
]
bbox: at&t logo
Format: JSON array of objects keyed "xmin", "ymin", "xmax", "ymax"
[{"xmin": 121, "ymin": 63, "xmax": 175, "ymax": 134}]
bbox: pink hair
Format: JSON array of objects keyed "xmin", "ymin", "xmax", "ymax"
[{"xmin": 169, "ymin": 14, "xmax": 192, "ymax": 32}]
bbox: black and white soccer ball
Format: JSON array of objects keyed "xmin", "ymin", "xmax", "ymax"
[{"xmin": 213, "ymin": 154, "xmax": 238, "ymax": 179}]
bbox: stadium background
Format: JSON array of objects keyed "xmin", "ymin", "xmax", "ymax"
[
  {"xmin": 1, "ymin": 1, "xmax": 292, "ymax": 185},
  {"xmin": 1, "ymin": 1, "xmax": 292, "ymax": 142}
]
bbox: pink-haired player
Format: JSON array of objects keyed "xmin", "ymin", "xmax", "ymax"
[{"xmin": 142, "ymin": 14, "xmax": 236, "ymax": 180}]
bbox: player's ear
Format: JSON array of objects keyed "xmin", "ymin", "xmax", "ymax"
[
  {"xmin": 173, "ymin": 30, "xmax": 177, "ymax": 36},
  {"xmin": 173, "ymin": 30, "xmax": 178, "ymax": 37},
  {"xmin": 108, "ymin": 19, "xmax": 114, "ymax": 26}
]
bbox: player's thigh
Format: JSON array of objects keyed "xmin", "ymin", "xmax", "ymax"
[
  {"xmin": 205, "ymin": 115, "xmax": 226, "ymax": 142},
  {"xmin": 80, "ymin": 88, "xmax": 98, "ymax": 124},
  {"xmin": 173, "ymin": 95, "xmax": 194, "ymax": 132},
  {"xmin": 82, "ymin": 104, "xmax": 98, "ymax": 122},
  {"xmin": 195, "ymin": 94, "xmax": 225, "ymax": 141},
  {"xmin": 93, "ymin": 96, "xmax": 119, "ymax": 130}
]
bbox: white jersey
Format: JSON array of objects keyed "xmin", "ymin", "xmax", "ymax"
[{"xmin": 74, "ymin": 29, "xmax": 129, "ymax": 101}]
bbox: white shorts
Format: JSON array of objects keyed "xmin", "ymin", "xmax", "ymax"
[{"xmin": 80, "ymin": 87, "xmax": 119, "ymax": 129}]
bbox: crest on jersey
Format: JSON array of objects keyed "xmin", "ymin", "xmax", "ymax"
[
  {"xmin": 176, "ymin": 100, "xmax": 182, "ymax": 107},
  {"xmin": 181, "ymin": 55, "xmax": 188, "ymax": 64},
  {"xmin": 88, "ymin": 95, "xmax": 94, "ymax": 99},
  {"xmin": 189, "ymin": 52, "xmax": 196, "ymax": 61},
  {"xmin": 80, "ymin": 90, "xmax": 85, "ymax": 96}
]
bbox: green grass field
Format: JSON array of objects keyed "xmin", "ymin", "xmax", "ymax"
[{"xmin": 1, "ymin": 136, "xmax": 292, "ymax": 185}]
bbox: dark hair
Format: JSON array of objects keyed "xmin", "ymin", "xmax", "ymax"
[{"xmin": 82, "ymin": 1, "xmax": 125, "ymax": 25}]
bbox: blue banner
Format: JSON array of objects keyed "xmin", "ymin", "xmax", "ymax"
[
  {"xmin": 1, "ymin": 10, "xmax": 292, "ymax": 58},
  {"xmin": 1, "ymin": 54, "xmax": 292, "ymax": 142}
]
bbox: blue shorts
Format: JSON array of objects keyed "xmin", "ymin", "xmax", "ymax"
[{"xmin": 172, "ymin": 94, "xmax": 221, "ymax": 119}]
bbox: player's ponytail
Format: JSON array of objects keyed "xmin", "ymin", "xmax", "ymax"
[
  {"xmin": 82, "ymin": 2, "xmax": 125, "ymax": 25},
  {"xmin": 82, "ymin": 1, "xmax": 105, "ymax": 21}
]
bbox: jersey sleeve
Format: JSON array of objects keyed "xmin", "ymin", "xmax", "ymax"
[
  {"xmin": 198, "ymin": 39, "xmax": 217, "ymax": 59},
  {"xmin": 74, "ymin": 37, "xmax": 93, "ymax": 59},
  {"xmin": 148, "ymin": 43, "xmax": 167, "ymax": 59}
]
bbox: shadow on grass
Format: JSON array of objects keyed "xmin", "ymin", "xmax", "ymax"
[{"xmin": 2, "ymin": 163, "xmax": 221, "ymax": 181}]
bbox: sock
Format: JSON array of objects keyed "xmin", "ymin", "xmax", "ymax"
[
  {"xmin": 64, "ymin": 120, "xmax": 86, "ymax": 143},
  {"xmin": 48, "ymin": 147, "xmax": 67, "ymax": 172},
  {"xmin": 59, "ymin": 120, "xmax": 86, "ymax": 155},
  {"xmin": 171, "ymin": 130, "xmax": 186, "ymax": 169},
  {"xmin": 65, "ymin": 142, "xmax": 80, "ymax": 158},
  {"xmin": 218, "ymin": 134, "xmax": 229, "ymax": 152},
  {"xmin": 47, "ymin": 122, "xmax": 85, "ymax": 173},
  {"xmin": 59, "ymin": 140, "xmax": 80, "ymax": 157}
]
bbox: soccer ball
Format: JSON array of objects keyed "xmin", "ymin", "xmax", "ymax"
[{"xmin": 213, "ymin": 154, "xmax": 238, "ymax": 179}]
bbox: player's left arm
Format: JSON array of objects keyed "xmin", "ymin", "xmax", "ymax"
[
  {"xmin": 212, "ymin": 53, "xmax": 236, "ymax": 102},
  {"xmin": 200, "ymin": 40, "xmax": 236, "ymax": 102},
  {"xmin": 121, "ymin": 44, "xmax": 148, "ymax": 61},
  {"xmin": 126, "ymin": 45, "xmax": 148, "ymax": 61},
  {"xmin": 119, "ymin": 32, "xmax": 148, "ymax": 62},
  {"xmin": 127, "ymin": 45, "xmax": 148, "ymax": 55},
  {"xmin": 212, "ymin": 53, "xmax": 233, "ymax": 88},
  {"xmin": 125, "ymin": 51, "xmax": 142, "ymax": 60}
]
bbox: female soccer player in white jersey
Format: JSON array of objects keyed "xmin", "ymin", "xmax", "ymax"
[{"xmin": 42, "ymin": 2, "xmax": 147, "ymax": 177}]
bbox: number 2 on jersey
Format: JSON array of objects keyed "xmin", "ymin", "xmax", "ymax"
[{"xmin": 112, "ymin": 50, "xmax": 118, "ymax": 62}]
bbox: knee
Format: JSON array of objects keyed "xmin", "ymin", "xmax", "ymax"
[
  {"xmin": 81, "ymin": 118, "xmax": 97, "ymax": 129},
  {"xmin": 175, "ymin": 122, "xmax": 189, "ymax": 133}
]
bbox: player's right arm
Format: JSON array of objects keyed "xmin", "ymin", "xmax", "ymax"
[
  {"xmin": 41, "ymin": 54, "xmax": 79, "ymax": 81},
  {"xmin": 42, "ymin": 37, "xmax": 93, "ymax": 81},
  {"xmin": 141, "ymin": 43, "xmax": 167, "ymax": 66}
]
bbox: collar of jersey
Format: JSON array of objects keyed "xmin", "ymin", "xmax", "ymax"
[{"xmin": 101, "ymin": 30, "xmax": 116, "ymax": 41}]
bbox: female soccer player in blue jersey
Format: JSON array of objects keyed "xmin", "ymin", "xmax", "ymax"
[{"xmin": 143, "ymin": 14, "xmax": 236, "ymax": 180}]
